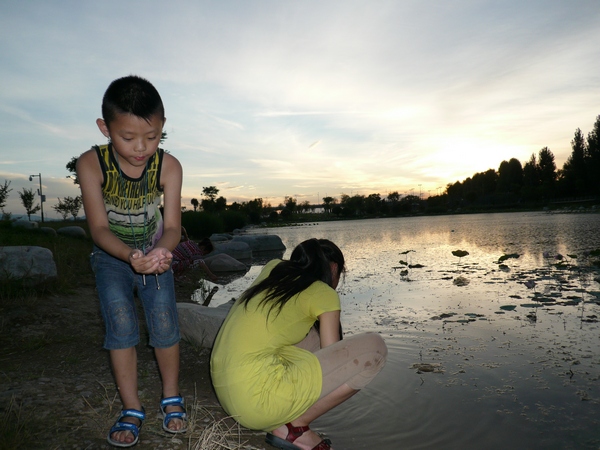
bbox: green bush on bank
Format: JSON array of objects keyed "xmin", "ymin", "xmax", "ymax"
[
  {"xmin": 181, "ymin": 210, "xmax": 248, "ymax": 239},
  {"xmin": 0, "ymin": 220, "xmax": 94, "ymax": 298}
]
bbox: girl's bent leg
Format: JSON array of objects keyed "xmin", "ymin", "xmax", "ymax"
[
  {"xmin": 317, "ymin": 332, "xmax": 387, "ymax": 396},
  {"xmin": 272, "ymin": 333, "xmax": 387, "ymax": 449}
]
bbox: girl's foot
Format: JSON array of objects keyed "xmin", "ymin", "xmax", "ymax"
[{"xmin": 268, "ymin": 423, "xmax": 333, "ymax": 450}]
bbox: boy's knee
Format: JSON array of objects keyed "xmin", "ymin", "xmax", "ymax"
[
  {"xmin": 108, "ymin": 303, "xmax": 137, "ymax": 337},
  {"xmin": 149, "ymin": 308, "xmax": 180, "ymax": 347}
]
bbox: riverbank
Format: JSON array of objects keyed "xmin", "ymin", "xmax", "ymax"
[{"xmin": 0, "ymin": 266, "xmax": 266, "ymax": 450}]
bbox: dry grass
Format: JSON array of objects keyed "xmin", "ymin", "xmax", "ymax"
[
  {"xmin": 187, "ymin": 405, "xmax": 246, "ymax": 450},
  {"xmin": 76, "ymin": 383, "xmax": 262, "ymax": 450},
  {"xmin": 183, "ymin": 387, "xmax": 261, "ymax": 450},
  {"xmin": 0, "ymin": 396, "xmax": 35, "ymax": 450}
]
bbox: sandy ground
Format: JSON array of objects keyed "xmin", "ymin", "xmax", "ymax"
[{"xmin": 0, "ymin": 268, "xmax": 267, "ymax": 450}]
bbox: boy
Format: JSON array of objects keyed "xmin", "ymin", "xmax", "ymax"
[{"xmin": 77, "ymin": 75, "xmax": 186, "ymax": 447}]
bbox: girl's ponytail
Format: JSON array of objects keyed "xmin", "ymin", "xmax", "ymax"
[{"xmin": 239, "ymin": 238, "xmax": 345, "ymax": 318}]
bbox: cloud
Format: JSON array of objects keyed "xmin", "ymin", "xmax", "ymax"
[{"xmin": 1, "ymin": 0, "xmax": 600, "ymax": 213}]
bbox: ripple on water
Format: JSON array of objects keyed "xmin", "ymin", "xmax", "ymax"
[
  {"xmin": 314, "ymin": 329, "xmax": 600, "ymax": 449},
  {"xmin": 203, "ymin": 215, "xmax": 600, "ymax": 448}
]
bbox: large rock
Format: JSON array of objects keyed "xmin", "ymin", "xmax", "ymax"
[
  {"xmin": 39, "ymin": 227, "xmax": 58, "ymax": 237},
  {"xmin": 0, "ymin": 246, "xmax": 57, "ymax": 284},
  {"xmin": 212, "ymin": 240, "xmax": 252, "ymax": 260},
  {"xmin": 210, "ymin": 233, "xmax": 233, "ymax": 243},
  {"xmin": 12, "ymin": 220, "xmax": 38, "ymax": 229},
  {"xmin": 178, "ymin": 301, "xmax": 234, "ymax": 348},
  {"xmin": 57, "ymin": 226, "xmax": 87, "ymax": 238},
  {"xmin": 232, "ymin": 235, "xmax": 285, "ymax": 253},
  {"xmin": 203, "ymin": 253, "xmax": 248, "ymax": 272}
]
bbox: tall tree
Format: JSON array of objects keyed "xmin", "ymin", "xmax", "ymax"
[
  {"xmin": 202, "ymin": 186, "xmax": 219, "ymax": 202},
  {"xmin": 66, "ymin": 157, "xmax": 79, "ymax": 185},
  {"xmin": 365, "ymin": 193, "xmax": 382, "ymax": 215},
  {"xmin": 522, "ymin": 153, "xmax": 540, "ymax": 188},
  {"xmin": 19, "ymin": 187, "xmax": 41, "ymax": 221},
  {"xmin": 560, "ymin": 128, "xmax": 587, "ymax": 196},
  {"xmin": 387, "ymin": 191, "xmax": 401, "ymax": 214},
  {"xmin": 245, "ymin": 198, "xmax": 264, "ymax": 223},
  {"xmin": 585, "ymin": 115, "xmax": 600, "ymax": 195},
  {"xmin": 387, "ymin": 191, "xmax": 401, "ymax": 202},
  {"xmin": 63, "ymin": 195, "xmax": 83, "ymax": 220},
  {"xmin": 537, "ymin": 147, "xmax": 556, "ymax": 198},
  {"xmin": 191, "ymin": 198, "xmax": 199, "ymax": 212},
  {"xmin": 284, "ymin": 196, "xmax": 297, "ymax": 213},
  {"xmin": 52, "ymin": 199, "xmax": 71, "ymax": 220},
  {"xmin": 497, "ymin": 158, "xmax": 523, "ymax": 194},
  {"xmin": 215, "ymin": 196, "xmax": 228, "ymax": 212},
  {"xmin": 0, "ymin": 180, "xmax": 12, "ymax": 212},
  {"xmin": 322, "ymin": 196, "xmax": 336, "ymax": 213}
]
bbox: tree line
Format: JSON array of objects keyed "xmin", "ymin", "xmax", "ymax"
[
  {"xmin": 0, "ymin": 179, "xmax": 83, "ymax": 222},
  {"xmin": 3, "ymin": 115, "xmax": 597, "ymax": 225},
  {"xmin": 440, "ymin": 114, "xmax": 600, "ymax": 210},
  {"xmin": 315, "ymin": 113, "xmax": 600, "ymax": 217}
]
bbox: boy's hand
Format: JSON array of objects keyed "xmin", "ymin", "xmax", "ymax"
[
  {"xmin": 129, "ymin": 249, "xmax": 161, "ymax": 274},
  {"xmin": 146, "ymin": 247, "xmax": 173, "ymax": 274}
]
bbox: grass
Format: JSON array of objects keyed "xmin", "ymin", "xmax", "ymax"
[
  {"xmin": 0, "ymin": 220, "xmax": 261, "ymax": 450},
  {"xmin": 0, "ymin": 219, "xmax": 93, "ymax": 300},
  {"xmin": 0, "ymin": 397, "xmax": 36, "ymax": 450},
  {"xmin": 184, "ymin": 390, "xmax": 252, "ymax": 450}
]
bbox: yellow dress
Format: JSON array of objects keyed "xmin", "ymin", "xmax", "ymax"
[{"xmin": 210, "ymin": 260, "xmax": 341, "ymax": 431}]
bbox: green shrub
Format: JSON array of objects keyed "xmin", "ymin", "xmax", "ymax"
[
  {"xmin": 181, "ymin": 211, "xmax": 224, "ymax": 238},
  {"xmin": 220, "ymin": 210, "xmax": 246, "ymax": 231},
  {"xmin": 0, "ymin": 220, "xmax": 93, "ymax": 298}
]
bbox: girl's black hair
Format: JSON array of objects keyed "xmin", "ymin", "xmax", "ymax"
[
  {"xmin": 102, "ymin": 75, "xmax": 164, "ymax": 126},
  {"xmin": 239, "ymin": 238, "xmax": 345, "ymax": 317}
]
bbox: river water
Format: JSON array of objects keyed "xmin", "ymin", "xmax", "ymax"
[{"xmin": 205, "ymin": 212, "xmax": 600, "ymax": 449}]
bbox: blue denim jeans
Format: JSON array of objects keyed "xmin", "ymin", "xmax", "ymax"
[{"xmin": 90, "ymin": 247, "xmax": 180, "ymax": 350}]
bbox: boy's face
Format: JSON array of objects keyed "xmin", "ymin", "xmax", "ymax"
[{"xmin": 96, "ymin": 112, "xmax": 165, "ymax": 171}]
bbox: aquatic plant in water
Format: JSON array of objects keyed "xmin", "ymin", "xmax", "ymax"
[
  {"xmin": 394, "ymin": 250, "xmax": 416, "ymax": 281},
  {"xmin": 523, "ymin": 279, "xmax": 540, "ymax": 322},
  {"xmin": 451, "ymin": 250, "xmax": 470, "ymax": 286}
]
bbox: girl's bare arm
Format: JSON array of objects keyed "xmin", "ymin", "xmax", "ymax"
[{"xmin": 317, "ymin": 310, "xmax": 342, "ymax": 348}]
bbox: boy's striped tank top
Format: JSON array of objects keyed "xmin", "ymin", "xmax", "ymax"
[{"xmin": 94, "ymin": 144, "xmax": 164, "ymax": 252}]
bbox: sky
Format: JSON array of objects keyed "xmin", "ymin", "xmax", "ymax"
[{"xmin": 1, "ymin": 0, "xmax": 599, "ymax": 218}]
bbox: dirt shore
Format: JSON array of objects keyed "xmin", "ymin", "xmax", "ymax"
[{"xmin": 0, "ymin": 268, "xmax": 267, "ymax": 449}]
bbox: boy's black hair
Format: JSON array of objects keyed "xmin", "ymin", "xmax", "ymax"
[{"xmin": 101, "ymin": 75, "xmax": 164, "ymax": 126}]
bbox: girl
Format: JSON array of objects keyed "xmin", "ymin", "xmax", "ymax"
[{"xmin": 211, "ymin": 238, "xmax": 387, "ymax": 450}]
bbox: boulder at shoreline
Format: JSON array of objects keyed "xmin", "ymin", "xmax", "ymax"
[
  {"xmin": 178, "ymin": 301, "xmax": 233, "ymax": 348},
  {"xmin": 0, "ymin": 246, "xmax": 57, "ymax": 284}
]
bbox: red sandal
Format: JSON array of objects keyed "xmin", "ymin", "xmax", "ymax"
[{"xmin": 265, "ymin": 423, "xmax": 332, "ymax": 450}]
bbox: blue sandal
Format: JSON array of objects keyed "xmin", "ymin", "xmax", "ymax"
[
  {"xmin": 160, "ymin": 395, "xmax": 188, "ymax": 434},
  {"xmin": 107, "ymin": 408, "xmax": 145, "ymax": 448}
]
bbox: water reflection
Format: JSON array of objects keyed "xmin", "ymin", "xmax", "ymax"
[
  {"xmin": 240, "ymin": 213, "xmax": 600, "ymax": 449},
  {"xmin": 206, "ymin": 213, "xmax": 600, "ymax": 449}
]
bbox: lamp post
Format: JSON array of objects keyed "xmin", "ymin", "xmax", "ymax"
[{"xmin": 29, "ymin": 173, "xmax": 45, "ymax": 222}]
